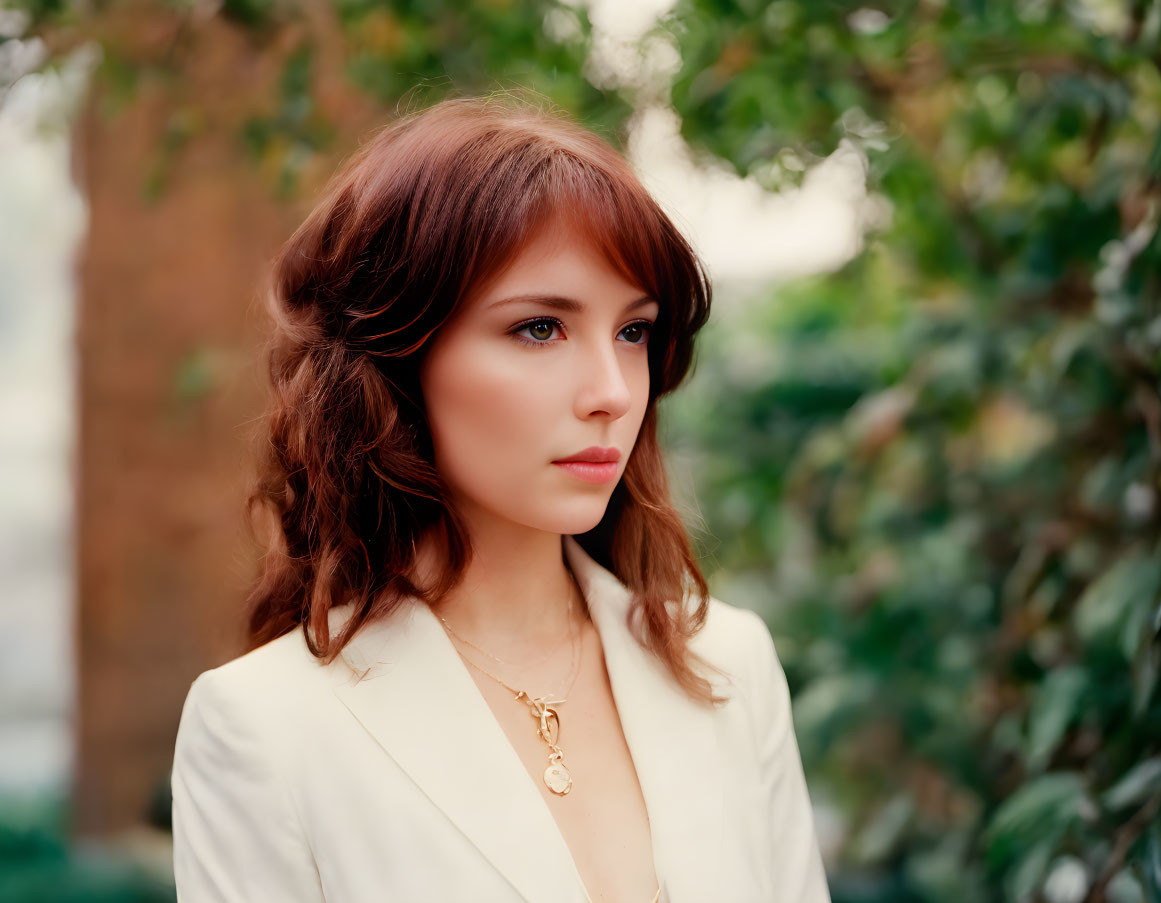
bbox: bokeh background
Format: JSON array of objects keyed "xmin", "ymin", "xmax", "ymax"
[{"xmin": 2, "ymin": 0, "xmax": 1160, "ymax": 900}]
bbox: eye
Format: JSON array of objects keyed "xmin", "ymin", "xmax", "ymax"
[
  {"xmin": 509, "ymin": 317, "xmax": 654, "ymax": 348},
  {"xmin": 620, "ymin": 321, "xmax": 652, "ymax": 345},
  {"xmin": 511, "ymin": 316, "xmax": 565, "ymax": 346}
]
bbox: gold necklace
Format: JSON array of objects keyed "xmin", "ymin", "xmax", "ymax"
[
  {"xmin": 439, "ymin": 579, "xmax": 579, "ymax": 669},
  {"xmin": 438, "ymin": 579, "xmax": 584, "ymax": 796}
]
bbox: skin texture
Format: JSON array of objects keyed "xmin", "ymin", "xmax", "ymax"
[{"xmin": 414, "ymin": 210, "xmax": 660, "ymax": 656}]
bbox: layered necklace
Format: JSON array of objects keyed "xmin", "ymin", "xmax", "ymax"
[{"xmin": 437, "ymin": 575, "xmax": 584, "ymax": 796}]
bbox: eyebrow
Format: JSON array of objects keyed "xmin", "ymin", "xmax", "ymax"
[{"xmin": 486, "ymin": 293, "xmax": 659, "ymax": 314}]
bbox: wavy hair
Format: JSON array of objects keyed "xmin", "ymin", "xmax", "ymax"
[{"xmin": 244, "ymin": 91, "xmax": 727, "ymax": 704}]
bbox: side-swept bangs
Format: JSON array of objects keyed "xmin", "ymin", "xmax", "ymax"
[{"xmin": 280, "ymin": 95, "xmax": 710, "ymax": 401}]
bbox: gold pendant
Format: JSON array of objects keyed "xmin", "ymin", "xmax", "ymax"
[
  {"xmin": 516, "ymin": 692, "xmax": 574, "ymax": 794},
  {"xmin": 536, "ymin": 706, "xmax": 560, "ymax": 745},
  {"xmin": 543, "ymin": 752, "xmax": 573, "ymax": 795}
]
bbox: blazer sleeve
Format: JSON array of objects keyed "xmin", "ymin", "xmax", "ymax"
[
  {"xmin": 744, "ymin": 609, "xmax": 833, "ymax": 903},
  {"xmin": 171, "ymin": 669, "xmax": 325, "ymax": 902}
]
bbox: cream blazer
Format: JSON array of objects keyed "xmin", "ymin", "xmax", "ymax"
[{"xmin": 171, "ymin": 535, "xmax": 832, "ymax": 903}]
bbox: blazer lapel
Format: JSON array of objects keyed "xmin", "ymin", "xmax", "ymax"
[
  {"xmin": 330, "ymin": 535, "xmax": 728, "ymax": 903},
  {"xmin": 563, "ymin": 535, "xmax": 728, "ymax": 903},
  {"xmin": 330, "ymin": 593, "xmax": 585, "ymax": 903}
]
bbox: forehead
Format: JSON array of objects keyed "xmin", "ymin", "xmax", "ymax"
[{"xmin": 467, "ymin": 215, "xmax": 646, "ymax": 313}]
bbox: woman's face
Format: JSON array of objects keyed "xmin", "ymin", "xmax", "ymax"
[{"xmin": 418, "ymin": 215, "xmax": 660, "ymax": 538}]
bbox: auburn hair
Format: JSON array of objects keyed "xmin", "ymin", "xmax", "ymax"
[{"xmin": 243, "ymin": 90, "xmax": 728, "ymax": 705}]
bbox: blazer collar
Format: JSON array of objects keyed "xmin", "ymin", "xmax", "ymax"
[{"xmin": 329, "ymin": 534, "xmax": 727, "ymax": 903}]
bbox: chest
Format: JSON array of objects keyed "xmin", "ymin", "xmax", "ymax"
[{"xmin": 464, "ymin": 621, "xmax": 660, "ymax": 903}]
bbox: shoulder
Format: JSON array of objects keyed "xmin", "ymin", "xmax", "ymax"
[
  {"xmin": 171, "ymin": 634, "xmax": 328, "ymax": 900},
  {"xmin": 693, "ymin": 592, "xmax": 778, "ymax": 660},
  {"xmin": 683, "ymin": 593, "xmax": 786, "ymax": 700},
  {"xmin": 178, "ymin": 623, "xmax": 346, "ymax": 737},
  {"xmin": 699, "ymin": 593, "xmax": 770, "ymax": 641}
]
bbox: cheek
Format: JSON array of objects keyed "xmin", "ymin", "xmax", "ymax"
[{"xmin": 422, "ymin": 340, "xmax": 557, "ymax": 471}]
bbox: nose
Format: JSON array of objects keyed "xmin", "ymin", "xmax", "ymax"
[{"xmin": 575, "ymin": 339, "xmax": 634, "ymax": 420}]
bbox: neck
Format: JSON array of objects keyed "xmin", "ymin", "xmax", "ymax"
[{"xmin": 411, "ymin": 513, "xmax": 588, "ymax": 660}]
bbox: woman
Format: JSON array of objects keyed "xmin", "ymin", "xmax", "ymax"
[{"xmin": 170, "ymin": 92, "xmax": 831, "ymax": 903}]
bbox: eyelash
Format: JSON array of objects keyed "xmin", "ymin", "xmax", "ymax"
[{"xmin": 509, "ymin": 316, "xmax": 654, "ymax": 349}]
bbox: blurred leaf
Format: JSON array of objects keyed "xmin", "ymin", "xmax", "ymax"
[
  {"xmin": 1101, "ymin": 757, "xmax": 1161, "ymax": 813},
  {"xmin": 1142, "ymin": 819, "xmax": 1161, "ymax": 900},
  {"xmin": 1073, "ymin": 552, "xmax": 1161, "ymax": 656},
  {"xmin": 849, "ymin": 792, "xmax": 914, "ymax": 865},
  {"xmin": 984, "ymin": 773, "xmax": 1090, "ymax": 865},
  {"xmin": 1004, "ymin": 840, "xmax": 1055, "ymax": 903},
  {"xmin": 1025, "ymin": 666, "xmax": 1087, "ymax": 774}
]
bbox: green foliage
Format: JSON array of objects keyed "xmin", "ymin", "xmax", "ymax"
[
  {"xmin": 239, "ymin": 42, "xmax": 338, "ymax": 200},
  {"xmin": 661, "ymin": 1, "xmax": 1161, "ymax": 900},
  {"xmin": 8, "ymin": 0, "xmax": 631, "ymax": 196}
]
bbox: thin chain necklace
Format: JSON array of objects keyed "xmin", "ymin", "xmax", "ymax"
[
  {"xmin": 437, "ymin": 575, "xmax": 585, "ymax": 796},
  {"xmin": 440, "ymin": 581, "xmax": 579, "ymax": 669}
]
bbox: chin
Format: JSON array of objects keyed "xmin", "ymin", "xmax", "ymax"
[{"xmin": 532, "ymin": 502, "xmax": 610, "ymax": 538}]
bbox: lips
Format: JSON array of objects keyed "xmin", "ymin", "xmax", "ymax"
[{"xmin": 553, "ymin": 446, "xmax": 621, "ymax": 464}]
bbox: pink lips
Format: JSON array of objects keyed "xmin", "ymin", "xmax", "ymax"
[
  {"xmin": 552, "ymin": 446, "xmax": 621, "ymax": 484},
  {"xmin": 554, "ymin": 446, "xmax": 621, "ymax": 464}
]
